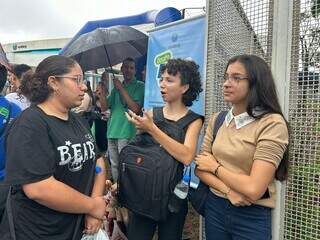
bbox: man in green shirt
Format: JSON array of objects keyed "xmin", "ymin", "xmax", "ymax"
[{"xmin": 98, "ymin": 57, "xmax": 144, "ymax": 181}]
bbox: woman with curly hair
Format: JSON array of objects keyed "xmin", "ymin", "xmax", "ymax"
[{"xmin": 125, "ymin": 58, "xmax": 204, "ymax": 240}]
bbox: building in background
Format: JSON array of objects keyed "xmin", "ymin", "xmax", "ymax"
[{"xmin": 3, "ymin": 38, "xmax": 69, "ymax": 68}]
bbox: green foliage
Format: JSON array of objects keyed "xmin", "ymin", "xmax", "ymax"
[
  {"xmin": 286, "ymin": 162, "xmax": 320, "ymax": 240},
  {"xmin": 285, "ymin": 113, "xmax": 320, "ymax": 239}
]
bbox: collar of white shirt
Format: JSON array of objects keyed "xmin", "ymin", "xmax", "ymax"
[{"xmin": 225, "ymin": 108, "xmax": 255, "ymax": 129}]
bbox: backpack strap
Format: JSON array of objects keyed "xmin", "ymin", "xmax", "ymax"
[
  {"xmin": 186, "ymin": 111, "xmax": 227, "ymax": 178},
  {"xmin": 153, "ymin": 107, "xmax": 203, "ymax": 129},
  {"xmin": 176, "ymin": 111, "xmax": 204, "ymax": 130},
  {"xmin": 212, "ymin": 111, "xmax": 228, "ymax": 140},
  {"xmin": 152, "ymin": 107, "xmax": 165, "ymax": 122}
]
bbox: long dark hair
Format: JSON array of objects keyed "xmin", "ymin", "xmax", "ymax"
[
  {"xmin": 226, "ymin": 54, "xmax": 289, "ymax": 181},
  {"xmin": 20, "ymin": 55, "xmax": 78, "ymax": 104}
]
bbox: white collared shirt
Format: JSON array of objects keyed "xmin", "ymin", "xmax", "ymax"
[{"xmin": 225, "ymin": 108, "xmax": 255, "ymax": 129}]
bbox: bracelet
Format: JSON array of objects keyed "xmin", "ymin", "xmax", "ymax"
[
  {"xmin": 214, "ymin": 164, "xmax": 222, "ymax": 176},
  {"xmin": 224, "ymin": 187, "xmax": 231, "ymax": 197}
]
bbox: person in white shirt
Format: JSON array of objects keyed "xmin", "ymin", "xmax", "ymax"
[{"xmin": 6, "ymin": 64, "xmax": 32, "ymax": 110}]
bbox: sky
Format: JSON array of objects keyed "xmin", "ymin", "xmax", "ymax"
[{"xmin": 0, "ymin": 0, "xmax": 206, "ymax": 44}]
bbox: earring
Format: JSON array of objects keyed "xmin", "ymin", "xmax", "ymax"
[{"xmin": 54, "ymin": 88, "xmax": 61, "ymax": 96}]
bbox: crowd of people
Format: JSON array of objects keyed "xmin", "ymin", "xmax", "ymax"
[{"xmin": 0, "ymin": 53, "xmax": 289, "ymax": 240}]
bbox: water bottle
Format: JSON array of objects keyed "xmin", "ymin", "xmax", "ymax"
[{"xmin": 168, "ymin": 174, "xmax": 190, "ymax": 213}]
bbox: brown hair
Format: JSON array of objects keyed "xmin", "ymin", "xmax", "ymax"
[{"xmin": 20, "ymin": 55, "xmax": 78, "ymax": 104}]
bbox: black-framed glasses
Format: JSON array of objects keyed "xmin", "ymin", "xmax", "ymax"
[
  {"xmin": 223, "ymin": 74, "xmax": 248, "ymax": 84},
  {"xmin": 55, "ymin": 75, "xmax": 85, "ymax": 85}
]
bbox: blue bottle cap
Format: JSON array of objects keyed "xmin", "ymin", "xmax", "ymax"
[
  {"xmin": 95, "ymin": 166, "xmax": 102, "ymax": 174},
  {"xmin": 183, "ymin": 174, "xmax": 190, "ymax": 183}
]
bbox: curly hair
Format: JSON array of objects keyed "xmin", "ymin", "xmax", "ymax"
[
  {"xmin": 20, "ymin": 55, "xmax": 78, "ymax": 104},
  {"xmin": 160, "ymin": 58, "xmax": 203, "ymax": 106}
]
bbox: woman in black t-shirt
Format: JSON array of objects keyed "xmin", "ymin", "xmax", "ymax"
[{"xmin": 0, "ymin": 56, "xmax": 107, "ymax": 240}]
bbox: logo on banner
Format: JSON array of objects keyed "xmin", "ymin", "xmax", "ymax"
[
  {"xmin": 154, "ymin": 51, "xmax": 173, "ymax": 87},
  {"xmin": 144, "ymin": 16, "xmax": 205, "ymax": 113},
  {"xmin": 171, "ymin": 33, "xmax": 178, "ymax": 42}
]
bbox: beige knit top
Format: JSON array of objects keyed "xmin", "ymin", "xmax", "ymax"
[{"xmin": 201, "ymin": 111, "xmax": 289, "ymax": 208}]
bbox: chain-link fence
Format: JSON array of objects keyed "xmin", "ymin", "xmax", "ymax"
[
  {"xmin": 205, "ymin": 0, "xmax": 272, "ymax": 124},
  {"xmin": 284, "ymin": 0, "xmax": 320, "ymax": 239},
  {"xmin": 205, "ymin": 0, "xmax": 319, "ymax": 239}
]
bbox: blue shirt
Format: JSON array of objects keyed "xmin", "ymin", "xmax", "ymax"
[{"xmin": 0, "ymin": 96, "xmax": 21, "ymax": 180}]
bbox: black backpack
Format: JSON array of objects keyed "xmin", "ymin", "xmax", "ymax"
[{"xmin": 118, "ymin": 107, "xmax": 202, "ymax": 221}]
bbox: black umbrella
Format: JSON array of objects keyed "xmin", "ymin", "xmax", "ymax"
[
  {"xmin": 60, "ymin": 25, "xmax": 148, "ymax": 72},
  {"xmin": 0, "ymin": 43, "xmax": 11, "ymax": 71}
]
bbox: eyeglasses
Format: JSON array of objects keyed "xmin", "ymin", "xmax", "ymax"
[
  {"xmin": 223, "ymin": 74, "xmax": 248, "ymax": 84},
  {"xmin": 55, "ymin": 75, "xmax": 85, "ymax": 85}
]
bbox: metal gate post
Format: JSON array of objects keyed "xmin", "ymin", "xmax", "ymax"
[{"xmin": 270, "ymin": 1, "xmax": 293, "ymax": 239}]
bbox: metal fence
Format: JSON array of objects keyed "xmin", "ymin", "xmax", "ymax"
[
  {"xmin": 205, "ymin": 0, "xmax": 319, "ymax": 239},
  {"xmin": 284, "ymin": 0, "xmax": 320, "ymax": 239},
  {"xmin": 205, "ymin": 0, "xmax": 272, "ymax": 123}
]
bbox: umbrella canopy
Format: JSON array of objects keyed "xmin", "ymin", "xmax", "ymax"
[
  {"xmin": 0, "ymin": 43, "xmax": 11, "ymax": 71},
  {"xmin": 61, "ymin": 25, "xmax": 148, "ymax": 72}
]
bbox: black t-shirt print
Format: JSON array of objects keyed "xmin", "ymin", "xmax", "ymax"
[{"xmin": 0, "ymin": 106, "xmax": 98, "ymax": 240}]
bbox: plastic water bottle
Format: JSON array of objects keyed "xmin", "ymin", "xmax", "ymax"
[{"xmin": 168, "ymin": 174, "xmax": 190, "ymax": 213}]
